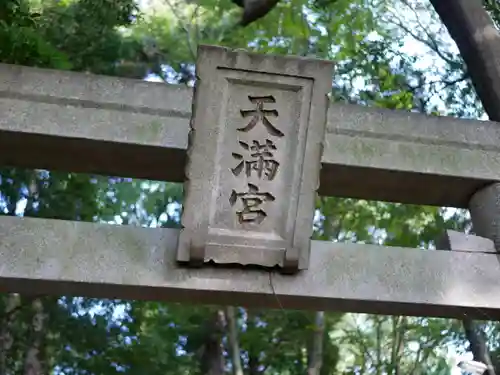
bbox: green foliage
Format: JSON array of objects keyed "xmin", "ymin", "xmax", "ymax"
[
  {"xmin": 485, "ymin": 0, "xmax": 500, "ymax": 27},
  {"xmin": 0, "ymin": 0, "xmax": 71, "ymax": 68},
  {"xmin": 0, "ymin": 0, "xmax": 488, "ymax": 374},
  {"xmin": 38, "ymin": 0, "xmax": 140, "ymax": 74}
]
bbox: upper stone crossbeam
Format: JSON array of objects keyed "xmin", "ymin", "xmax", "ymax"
[{"xmin": 0, "ymin": 60, "xmax": 498, "ymax": 208}]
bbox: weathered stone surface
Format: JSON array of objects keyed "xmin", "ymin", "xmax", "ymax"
[
  {"xmin": 322, "ymin": 102, "xmax": 500, "ymax": 206},
  {"xmin": 3, "ymin": 63, "xmax": 500, "ymax": 207},
  {"xmin": 3, "ymin": 60, "xmax": 500, "ymax": 316},
  {"xmin": 436, "ymin": 229, "xmax": 496, "ymax": 254},
  {"xmin": 177, "ymin": 45, "xmax": 334, "ymax": 272},
  {"xmin": 0, "ymin": 63, "xmax": 190, "ymax": 180},
  {"xmin": 469, "ymin": 182, "xmax": 500, "ymax": 250},
  {"xmin": 1, "ymin": 215, "xmax": 500, "ymax": 319},
  {"xmin": 0, "ymin": 63, "xmax": 191, "ymax": 116}
]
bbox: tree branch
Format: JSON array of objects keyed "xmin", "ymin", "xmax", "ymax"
[
  {"xmin": 164, "ymin": 0, "xmax": 197, "ymax": 61},
  {"xmin": 225, "ymin": 306, "xmax": 244, "ymax": 375},
  {"xmin": 429, "ymin": 0, "xmax": 500, "ymax": 121},
  {"xmin": 463, "ymin": 319, "xmax": 496, "ymax": 375}
]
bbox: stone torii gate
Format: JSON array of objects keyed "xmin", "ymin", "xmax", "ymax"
[{"xmin": 1, "ymin": 44, "xmax": 500, "ymax": 319}]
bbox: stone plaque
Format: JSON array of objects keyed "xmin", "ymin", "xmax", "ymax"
[{"xmin": 177, "ymin": 45, "xmax": 334, "ymax": 273}]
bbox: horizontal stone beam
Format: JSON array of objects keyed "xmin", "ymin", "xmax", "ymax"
[
  {"xmin": 322, "ymin": 104, "xmax": 498, "ymax": 206},
  {"xmin": 0, "ymin": 63, "xmax": 191, "ymax": 181},
  {"xmin": 0, "ymin": 215, "xmax": 499, "ymax": 320},
  {"xmin": 1, "ymin": 63, "xmax": 499, "ymax": 207}
]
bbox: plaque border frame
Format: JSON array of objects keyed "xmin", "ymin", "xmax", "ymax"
[{"xmin": 177, "ymin": 45, "xmax": 334, "ymax": 272}]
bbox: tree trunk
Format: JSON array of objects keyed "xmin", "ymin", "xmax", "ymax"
[
  {"xmin": 200, "ymin": 310, "xmax": 225, "ymax": 375},
  {"xmin": 429, "ymin": 2, "xmax": 500, "ymax": 373},
  {"xmin": 429, "ymin": 0, "xmax": 500, "ymax": 121},
  {"xmin": 246, "ymin": 310, "xmax": 262, "ymax": 375},
  {"xmin": 307, "ymin": 311, "xmax": 325, "ymax": 375},
  {"xmin": 225, "ymin": 306, "xmax": 244, "ymax": 375},
  {"xmin": 462, "ymin": 319, "xmax": 496, "ymax": 375},
  {"xmin": 393, "ymin": 317, "xmax": 405, "ymax": 375},
  {"xmin": 0, "ymin": 294, "xmax": 21, "ymax": 375},
  {"xmin": 23, "ymin": 298, "xmax": 45, "ymax": 375},
  {"xmin": 320, "ymin": 315, "xmax": 339, "ymax": 375}
]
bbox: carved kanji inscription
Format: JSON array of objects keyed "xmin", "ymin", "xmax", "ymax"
[
  {"xmin": 229, "ymin": 93, "xmax": 284, "ymax": 224},
  {"xmin": 229, "ymin": 183, "xmax": 276, "ymax": 224},
  {"xmin": 238, "ymin": 95, "xmax": 284, "ymax": 137},
  {"xmin": 231, "ymin": 139, "xmax": 280, "ymax": 180},
  {"xmin": 177, "ymin": 45, "xmax": 333, "ymax": 272}
]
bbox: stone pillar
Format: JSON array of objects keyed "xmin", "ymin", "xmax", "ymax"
[{"xmin": 469, "ymin": 182, "xmax": 500, "ymax": 250}]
